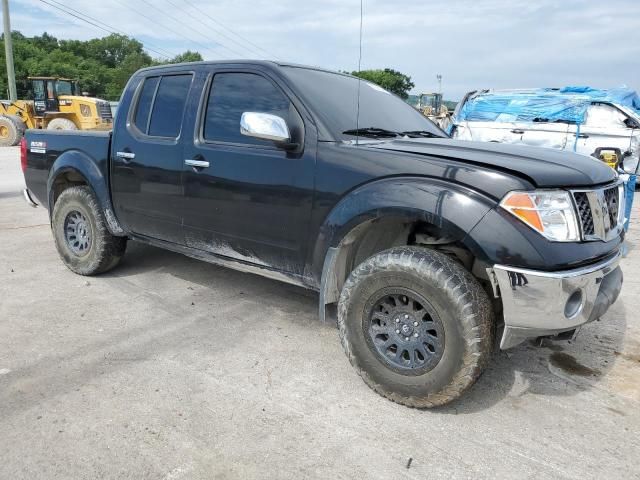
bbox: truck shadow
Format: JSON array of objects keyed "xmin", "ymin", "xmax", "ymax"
[
  {"xmin": 107, "ymin": 241, "xmax": 630, "ymax": 414},
  {"xmin": 442, "ymin": 303, "xmax": 629, "ymax": 414}
]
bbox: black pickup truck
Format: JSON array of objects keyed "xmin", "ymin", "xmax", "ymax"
[{"xmin": 21, "ymin": 61, "xmax": 624, "ymax": 407}]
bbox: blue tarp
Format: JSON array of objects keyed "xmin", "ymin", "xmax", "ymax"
[{"xmin": 456, "ymin": 86, "xmax": 640, "ymax": 125}]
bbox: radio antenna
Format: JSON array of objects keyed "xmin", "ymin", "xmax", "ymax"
[{"xmin": 355, "ymin": 0, "xmax": 363, "ymax": 146}]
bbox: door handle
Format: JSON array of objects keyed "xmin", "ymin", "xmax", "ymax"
[
  {"xmin": 116, "ymin": 151, "xmax": 135, "ymax": 163},
  {"xmin": 511, "ymin": 129, "xmax": 525, "ymax": 134},
  {"xmin": 185, "ymin": 159, "xmax": 210, "ymax": 168},
  {"xmin": 574, "ymin": 133, "xmax": 590, "ymax": 138}
]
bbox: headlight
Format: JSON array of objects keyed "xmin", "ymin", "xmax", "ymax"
[
  {"xmin": 80, "ymin": 104, "xmax": 91, "ymax": 117},
  {"xmin": 500, "ymin": 190, "xmax": 580, "ymax": 242}
]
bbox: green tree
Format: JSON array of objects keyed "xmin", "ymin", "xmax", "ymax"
[
  {"xmin": 167, "ymin": 50, "xmax": 203, "ymax": 64},
  {"xmin": 0, "ymin": 31, "xmax": 202, "ymax": 100},
  {"xmin": 350, "ymin": 68, "xmax": 415, "ymax": 99}
]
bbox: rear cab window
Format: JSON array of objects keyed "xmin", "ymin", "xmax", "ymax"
[{"xmin": 132, "ymin": 73, "xmax": 193, "ymax": 138}]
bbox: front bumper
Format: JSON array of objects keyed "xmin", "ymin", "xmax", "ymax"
[{"xmin": 491, "ymin": 252, "xmax": 623, "ymax": 349}]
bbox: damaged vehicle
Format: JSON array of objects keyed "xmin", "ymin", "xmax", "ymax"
[
  {"xmin": 21, "ymin": 62, "xmax": 625, "ymax": 407},
  {"xmin": 451, "ymin": 87, "xmax": 640, "ymax": 174}
]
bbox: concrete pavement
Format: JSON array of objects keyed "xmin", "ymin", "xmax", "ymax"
[{"xmin": 1, "ymin": 146, "xmax": 639, "ymax": 479}]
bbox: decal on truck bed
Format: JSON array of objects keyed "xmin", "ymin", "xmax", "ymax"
[{"xmin": 29, "ymin": 141, "xmax": 46, "ymax": 154}]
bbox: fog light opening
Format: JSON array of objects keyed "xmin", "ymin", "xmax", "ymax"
[{"xmin": 564, "ymin": 290, "xmax": 584, "ymax": 319}]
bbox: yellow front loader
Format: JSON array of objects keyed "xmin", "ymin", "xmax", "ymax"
[
  {"xmin": 416, "ymin": 92, "xmax": 452, "ymax": 130},
  {"xmin": 0, "ymin": 77, "xmax": 113, "ymax": 146}
]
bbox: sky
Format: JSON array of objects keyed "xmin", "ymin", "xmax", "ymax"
[{"xmin": 8, "ymin": 0, "xmax": 640, "ymax": 100}]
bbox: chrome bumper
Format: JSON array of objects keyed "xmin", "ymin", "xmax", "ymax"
[
  {"xmin": 22, "ymin": 188, "xmax": 38, "ymax": 208},
  {"xmin": 491, "ymin": 252, "xmax": 623, "ymax": 349}
]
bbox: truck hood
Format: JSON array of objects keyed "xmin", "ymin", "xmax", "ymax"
[{"xmin": 366, "ymin": 138, "xmax": 616, "ymax": 188}]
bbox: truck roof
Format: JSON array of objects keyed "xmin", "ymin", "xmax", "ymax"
[{"xmin": 133, "ymin": 60, "xmax": 353, "ymax": 79}]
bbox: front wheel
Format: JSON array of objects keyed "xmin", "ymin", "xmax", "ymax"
[
  {"xmin": 338, "ymin": 246, "xmax": 493, "ymax": 408},
  {"xmin": 0, "ymin": 116, "xmax": 20, "ymax": 146},
  {"xmin": 51, "ymin": 186, "xmax": 126, "ymax": 275}
]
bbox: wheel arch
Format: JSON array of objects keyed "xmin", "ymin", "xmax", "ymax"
[
  {"xmin": 47, "ymin": 151, "xmax": 125, "ymax": 236},
  {"xmin": 314, "ymin": 177, "xmax": 497, "ymax": 321}
]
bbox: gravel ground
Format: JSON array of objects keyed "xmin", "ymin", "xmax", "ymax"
[{"xmin": 1, "ymin": 146, "xmax": 639, "ymax": 479}]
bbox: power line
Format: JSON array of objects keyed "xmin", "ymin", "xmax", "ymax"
[
  {"xmin": 182, "ymin": 0, "xmax": 280, "ymax": 60},
  {"xmin": 163, "ymin": 0, "xmax": 264, "ymax": 59},
  {"xmin": 36, "ymin": 0, "xmax": 172, "ymax": 59},
  {"xmin": 110, "ymin": 0, "xmax": 217, "ymax": 59},
  {"xmin": 111, "ymin": 0, "xmax": 222, "ymax": 60},
  {"xmin": 138, "ymin": 0, "xmax": 246, "ymax": 59},
  {"xmin": 44, "ymin": 0, "xmax": 176, "ymax": 59}
]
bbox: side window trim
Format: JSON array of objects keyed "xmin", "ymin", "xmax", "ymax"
[
  {"xmin": 128, "ymin": 71, "xmax": 194, "ymax": 141},
  {"xmin": 196, "ymin": 69, "xmax": 298, "ymax": 150},
  {"xmin": 145, "ymin": 77, "xmax": 162, "ymax": 135},
  {"xmin": 130, "ymin": 75, "xmax": 158, "ymax": 136}
]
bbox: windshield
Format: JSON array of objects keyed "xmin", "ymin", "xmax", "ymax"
[
  {"xmin": 282, "ymin": 67, "xmax": 447, "ymax": 141},
  {"xmin": 56, "ymin": 80, "xmax": 77, "ymax": 96},
  {"xmin": 421, "ymin": 95, "xmax": 438, "ymax": 108}
]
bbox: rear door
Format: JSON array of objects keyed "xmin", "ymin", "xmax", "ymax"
[
  {"xmin": 111, "ymin": 72, "xmax": 194, "ymax": 244},
  {"xmin": 181, "ymin": 67, "xmax": 316, "ymax": 276},
  {"xmin": 454, "ymin": 120, "xmax": 570, "ymax": 151},
  {"xmin": 509, "ymin": 121, "xmax": 571, "ymax": 151}
]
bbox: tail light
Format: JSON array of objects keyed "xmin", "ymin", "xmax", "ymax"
[{"xmin": 20, "ymin": 137, "xmax": 27, "ymax": 173}]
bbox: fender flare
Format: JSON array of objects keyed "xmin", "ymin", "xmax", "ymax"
[
  {"xmin": 47, "ymin": 150, "xmax": 125, "ymax": 235},
  {"xmin": 313, "ymin": 177, "xmax": 497, "ymax": 321}
]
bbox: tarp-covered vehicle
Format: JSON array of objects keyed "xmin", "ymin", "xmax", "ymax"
[{"xmin": 450, "ymin": 86, "xmax": 640, "ymax": 174}]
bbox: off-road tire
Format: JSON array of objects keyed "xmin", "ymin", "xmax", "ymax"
[
  {"xmin": 6, "ymin": 115, "xmax": 26, "ymax": 145},
  {"xmin": 51, "ymin": 186, "xmax": 126, "ymax": 275},
  {"xmin": 338, "ymin": 246, "xmax": 493, "ymax": 408},
  {"xmin": 47, "ymin": 117, "xmax": 78, "ymax": 130},
  {"xmin": 0, "ymin": 116, "xmax": 20, "ymax": 146}
]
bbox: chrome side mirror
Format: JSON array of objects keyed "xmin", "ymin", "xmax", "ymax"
[{"xmin": 240, "ymin": 112, "xmax": 290, "ymax": 143}]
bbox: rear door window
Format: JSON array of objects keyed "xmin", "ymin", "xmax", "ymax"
[
  {"xmin": 148, "ymin": 75, "xmax": 193, "ymax": 137},
  {"xmin": 133, "ymin": 74, "xmax": 192, "ymax": 137}
]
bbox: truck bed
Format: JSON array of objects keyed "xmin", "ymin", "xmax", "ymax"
[{"xmin": 24, "ymin": 129, "xmax": 112, "ymax": 209}]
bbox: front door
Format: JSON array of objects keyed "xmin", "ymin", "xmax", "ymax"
[
  {"xmin": 111, "ymin": 73, "xmax": 194, "ymax": 244},
  {"xmin": 573, "ymin": 103, "xmax": 636, "ymax": 163},
  {"xmin": 45, "ymin": 80, "xmax": 59, "ymax": 112},
  {"xmin": 181, "ymin": 69, "xmax": 315, "ymax": 277},
  {"xmin": 31, "ymin": 79, "xmax": 47, "ymax": 116}
]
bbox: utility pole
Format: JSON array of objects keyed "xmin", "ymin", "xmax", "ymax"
[
  {"xmin": 2, "ymin": 0, "xmax": 17, "ymax": 102},
  {"xmin": 436, "ymin": 74, "xmax": 442, "ymax": 95}
]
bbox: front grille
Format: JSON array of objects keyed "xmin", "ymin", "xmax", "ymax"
[
  {"xmin": 97, "ymin": 101, "xmax": 112, "ymax": 120},
  {"xmin": 573, "ymin": 192, "xmax": 594, "ymax": 236},
  {"xmin": 603, "ymin": 187, "xmax": 619, "ymax": 226},
  {"xmin": 571, "ymin": 184, "xmax": 622, "ymax": 241}
]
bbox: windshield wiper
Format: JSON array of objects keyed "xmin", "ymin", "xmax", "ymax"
[
  {"xmin": 399, "ymin": 130, "xmax": 441, "ymax": 138},
  {"xmin": 342, "ymin": 127, "xmax": 400, "ymax": 138}
]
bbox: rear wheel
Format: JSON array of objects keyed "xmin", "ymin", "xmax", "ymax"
[
  {"xmin": 0, "ymin": 116, "xmax": 19, "ymax": 146},
  {"xmin": 51, "ymin": 186, "xmax": 126, "ymax": 275},
  {"xmin": 338, "ymin": 246, "xmax": 493, "ymax": 408},
  {"xmin": 47, "ymin": 118, "xmax": 78, "ymax": 130}
]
